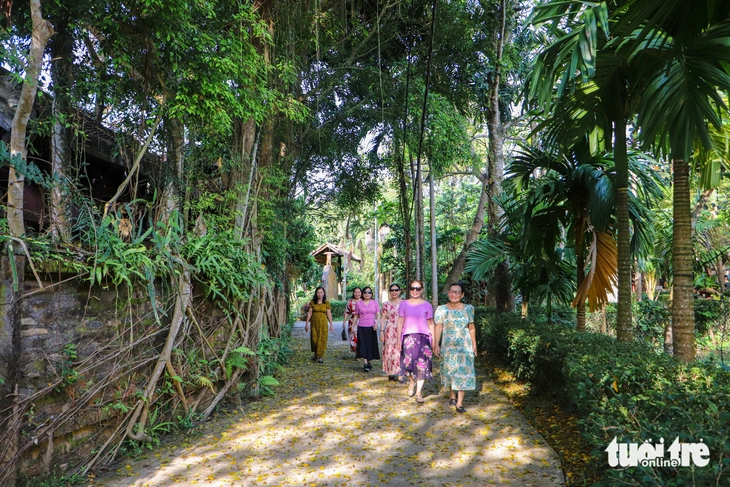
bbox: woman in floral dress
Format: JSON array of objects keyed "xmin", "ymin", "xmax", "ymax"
[
  {"xmin": 433, "ymin": 282, "xmax": 477, "ymax": 413},
  {"xmin": 343, "ymin": 287, "xmax": 362, "ymax": 354},
  {"xmin": 379, "ymin": 283, "xmax": 403, "ymax": 381},
  {"xmin": 396, "ymin": 280, "xmax": 435, "ymax": 404}
]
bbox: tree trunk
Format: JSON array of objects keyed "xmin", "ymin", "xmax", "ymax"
[
  {"xmin": 159, "ymin": 117, "xmax": 185, "ymax": 225},
  {"xmin": 415, "ymin": 174, "xmax": 425, "ymax": 282},
  {"xmin": 441, "ymin": 175, "xmax": 489, "ymax": 294},
  {"xmin": 1, "ymin": 5, "xmax": 53, "ymax": 484},
  {"xmin": 50, "ymin": 100, "xmax": 70, "ymax": 241},
  {"xmin": 232, "ymin": 118, "xmax": 257, "ymax": 236},
  {"xmin": 614, "ymin": 117, "xmax": 633, "ymax": 342},
  {"xmin": 521, "ymin": 294, "xmax": 529, "ymax": 318},
  {"xmin": 485, "ymin": 0, "xmax": 513, "ymax": 313},
  {"xmin": 49, "ymin": 17, "xmax": 73, "ymax": 241},
  {"xmin": 8, "ymin": 1, "xmax": 53, "ymax": 238},
  {"xmin": 671, "ymin": 158, "xmax": 695, "ymax": 362},
  {"xmin": 575, "ymin": 217, "xmax": 586, "ymax": 331},
  {"xmin": 396, "ymin": 148, "xmax": 413, "ymax": 285},
  {"xmin": 716, "ymin": 257, "xmax": 725, "ymax": 296},
  {"xmin": 664, "ymin": 318, "xmax": 674, "ymax": 355},
  {"xmin": 429, "ymin": 172, "xmax": 438, "ymax": 308}
]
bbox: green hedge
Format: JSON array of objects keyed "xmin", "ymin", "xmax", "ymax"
[{"xmin": 475, "ymin": 308, "xmax": 730, "ymax": 486}]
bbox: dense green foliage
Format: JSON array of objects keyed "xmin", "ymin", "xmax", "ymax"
[{"xmin": 476, "ymin": 310, "xmax": 730, "ymax": 485}]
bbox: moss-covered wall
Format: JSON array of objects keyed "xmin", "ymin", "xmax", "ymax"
[{"xmin": 2, "ymin": 272, "xmax": 228, "ymax": 482}]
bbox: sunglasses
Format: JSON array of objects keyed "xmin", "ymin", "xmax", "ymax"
[
  {"xmin": 363, "ymin": 290, "xmax": 373, "ymax": 294},
  {"xmin": 409, "ymin": 286, "xmax": 422, "ymax": 291},
  {"xmin": 389, "ymin": 288, "xmax": 400, "ymax": 292}
]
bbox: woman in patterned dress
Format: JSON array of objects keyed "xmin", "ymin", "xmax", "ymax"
[
  {"xmin": 379, "ymin": 283, "xmax": 403, "ymax": 381},
  {"xmin": 396, "ymin": 280, "xmax": 435, "ymax": 404},
  {"xmin": 304, "ymin": 286, "xmax": 334, "ymax": 363},
  {"xmin": 433, "ymin": 282, "xmax": 477, "ymax": 413},
  {"xmin": 343, "ymin": 287, "xmax": 362, "ymax": 354}
]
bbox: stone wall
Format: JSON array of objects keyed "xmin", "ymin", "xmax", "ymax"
[
  {"xmin": 0, "ymin": 265, "xmax": 285, "ymax": 485},
  {"xmin": 11, "ymin": 274, "xmax": 155, "ymax": 478},
  {"xmin": 0, "ymin": 269, "xmax": 229, "ymax": 483}
]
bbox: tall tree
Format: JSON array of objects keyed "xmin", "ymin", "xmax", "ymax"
[
  {"xmin": 509, "ymin": 141, "xmax": 660, "ymax": 330},
  {"xmin": 619, "ymin": 0, "xmax": 730, "ymax": 361},
  {"xmin": 1, "ymin": 2, "xmax": 53, "ymax": 483},
  {"xmin": 528, "ymin": 0, "xmax": 639, "ymax": 340},
  {"xmin": 442, "ymin": 0, "xmax": 526, "ymax": 303}
]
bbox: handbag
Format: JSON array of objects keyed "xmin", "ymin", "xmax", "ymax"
[{"xmin": 341, "ymin": 328, "xmax": 347, "ymax": 341}]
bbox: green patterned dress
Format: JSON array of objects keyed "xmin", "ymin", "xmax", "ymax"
[{"xmin": 434, "ymin": 304, "xmax": 476, "ymax": 391}]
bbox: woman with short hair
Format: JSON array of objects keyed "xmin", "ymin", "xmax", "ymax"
[
  {"xmin": 396, "ymin": 280, "xmax": 435, "ymax": 403},
  {"xmin": 433, "ymin": 282, "xmax": 477, "ymax": 413}
]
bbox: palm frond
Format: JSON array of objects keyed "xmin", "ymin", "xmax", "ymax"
[
  {"xmin": 573, "ymin": 230, "xmax": 618, "ymax": 312},
  {"xmin": 465, "ymin": 238, "xmax": 511, "ymax": 282}
]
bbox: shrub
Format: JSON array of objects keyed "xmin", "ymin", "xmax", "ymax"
[
  {"xmin": 477, "ymin": 309, "xmax": 730, "ymax": 486},
  {"xmin": 634, "ymin": 299, "xmax": 669, "ymax": 347},
  {"xmin": 694, "ymin": 299, "xmax": 727, "ymax": 336}
]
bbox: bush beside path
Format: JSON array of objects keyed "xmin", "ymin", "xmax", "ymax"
[{"xmin": 88, "ymin": 323, "xmax": 565, "ymax": 487}]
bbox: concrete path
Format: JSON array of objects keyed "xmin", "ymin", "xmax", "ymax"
[{"xmin": 88, "ymin": 322, "xmax": 565, "ymax": 487}]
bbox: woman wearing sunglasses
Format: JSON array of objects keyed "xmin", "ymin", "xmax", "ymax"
[
  {"xmin": 353, "ymin": 286, "xmax": 381, "ymax": 372},
  {"xmin": 433, "ymin": 282, "xmax": 477, "ymax": 413},
  {"xmin": 396, "ymin": 280, "xmax": 435, "ymax": 403},
  {"xmin": 379, "ymin": 284, "xmax": 404, "ymax": 382}
]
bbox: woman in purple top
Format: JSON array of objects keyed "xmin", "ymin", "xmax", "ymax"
[
  {"xmin": 353, "ymin": 286, "xmax": 381, "ymax": 372},
  {"xmin": 396, "ymin": 280, "xmax": 435, "ymax": 403}
]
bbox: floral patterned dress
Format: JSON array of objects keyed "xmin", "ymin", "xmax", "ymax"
[
  {"xmin": 434, "ymin": 304, "xmax": 476, "ymax": 391},
  {"xmin": 345, "ymin": 299, "xmax": 360, "ymax": 353},
  {"xmin": 399, "ymin": 300, "xmax": 434, "ymax": 381},
  {"xmin": 381, "ymin": 299, "xmax": 401, "ymax": 375}
]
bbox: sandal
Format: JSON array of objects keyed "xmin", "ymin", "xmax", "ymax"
[
  {"xmin": 416, "ymin": 394, "xmax": 425, "ymax": 404},
  {"xmin": 448, "ymin": 399, "xmax": 457, "ymax": 407},
  {"xmin": 407, "ymin": 382, "xmax": 416, "ymax": 397},
  {"xmin": 455, "ymin": 406, "xmax": 466, "ymax": 414}
]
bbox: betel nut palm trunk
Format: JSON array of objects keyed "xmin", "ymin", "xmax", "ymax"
[{"xmin": 671, "ymin": 158, "xmax": 695, "ymax": 362}]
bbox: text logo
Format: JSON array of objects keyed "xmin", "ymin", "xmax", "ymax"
[{"xmin": 605, "ymin": 437, "xmax": 710, "ymax": 468}]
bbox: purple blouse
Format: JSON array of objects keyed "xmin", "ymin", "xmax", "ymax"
[
  {"xmin": 355, "ymin": 299, "xmax": 380, "ymax": 327},
  {"xmin": 398, "ymin": 300, "xmax": 433, "ymax": 336}
]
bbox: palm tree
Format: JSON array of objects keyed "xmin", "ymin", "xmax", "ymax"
[
  {"xmin": 465, "ymin": 197, "xmax": 576, "ymax": 325},
  {"xmin": 616, "ymin": 0, "xmax": 730, "ymax": 361},
  {"xmin": 527, "ymin": 0, "xmax": 639, "ymax": 341},
  {"xmin": 508, "ymin": 140, "xmax": 660, "ymax": 330}
]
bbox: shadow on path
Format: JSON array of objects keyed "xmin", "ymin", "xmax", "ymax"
[{"xmin": 88, "ymin": 323, "xmax": 565, "ymax": 486}]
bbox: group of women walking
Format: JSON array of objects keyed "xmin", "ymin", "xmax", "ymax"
[{"xmin": 304, "ymin": 280, "xmax": 477, "ymax": 412}]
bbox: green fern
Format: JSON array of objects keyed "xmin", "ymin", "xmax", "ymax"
[
  {"xmin": 225, "ymin": 346, "xmax": 256, "ymax": 378},
  {"xmin": 259, "ymin": 375, "xmax": 279, "ymax": 386}
]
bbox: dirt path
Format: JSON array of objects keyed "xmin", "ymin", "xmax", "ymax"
[{"xmin": 88, "ymin": 323, "xmax": 565, "ymax": 487}]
